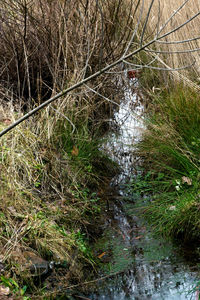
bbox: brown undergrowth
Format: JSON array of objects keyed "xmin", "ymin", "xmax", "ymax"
[
  {"xmin": 0, "ymin": 0, "xmax": 137, "ymax": 298},
  {"xmin": 134, "ymin": 0, "xmax": 200, "ymax": 90}
]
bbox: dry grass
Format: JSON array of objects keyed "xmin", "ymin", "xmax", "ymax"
[
  {"xmin": 2, "ymin": 0, "xmax": 199, "ymax": 296},
  {"xmin": 0, "ymin": 0, "xmax": 135, "ymax": 103},
  {"xmin": 0, "ymin": 0, "xmax": 137, "ymax": 295},
  {"xmin": 136, "ymin": 0, "xmax": 200, "ymax": 88}
]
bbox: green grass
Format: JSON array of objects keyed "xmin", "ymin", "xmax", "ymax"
[
  {"xmin": 0, "ymin": 106, "xmax": 118, "ymax": 298},
  {"xmin": 133, "ymin": 85, "xmax": 200, "ymax": 244}
]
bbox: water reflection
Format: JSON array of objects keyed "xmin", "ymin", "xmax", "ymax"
[
  {"xmin": 103, "ymin": 78, "xmax": 144, "ymax": 186},
  {"xmin": 90, "ymin": 199, "xmax": 197, "ymax": 300},
  {"xmin": 89, "ymin": 77, "xmax": 198, "ymax": 300}
]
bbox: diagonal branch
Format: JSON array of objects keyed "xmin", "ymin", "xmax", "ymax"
[
  {"xmin": 1, "ymin": 2, "xmax": 200, "ymax": 138},
  {"xmin": 123, "ymin": 59, "xmax": 195, "ymax": 71}
]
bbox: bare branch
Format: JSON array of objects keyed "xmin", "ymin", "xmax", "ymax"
[
  {"xmin": 155, "ymin": 0, "xmax": 161, "ymax": 38},
  {"xmin": 1, "ymin": 0, "xmax": 200, "ymax": 138},
  {"xmin": 157, "ymin": 0, "xmax": 190, "ymax": 35},
  {"xmin": 140, "ymin": 0, "xmax": 155, "ymax": 46},
  {"xmin": 145, "ymin": 47, "xmax": 200, "ymax": 54},
  {"xmin": 123, "ymin": 59, "xmax": 195, "ymax": 71},
  {"xmin": 123, "ymin": 0, "xmax": 144, "ymax": 57},
  {"xmin": 150, "ymin": 53, "xmax": 200, "ymax": 91},
  {"xmin": 156, "ymin": 36, "xmax": 200, "ymax": 45},
  {"xmin": 0, "ymin": 38, "xmax": 159, "ymax": 138},
  {"xmin": 157, "ymin": 10, "xmax": 200, "ymax": 41},
  {"xmin": 85, "ymin": 85, "xmax": 120, "ymax": 108}
]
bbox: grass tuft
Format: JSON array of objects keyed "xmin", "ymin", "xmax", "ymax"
[{"xmin": 134, "ymin": 85, "xmax": 200, "ymax": 245}]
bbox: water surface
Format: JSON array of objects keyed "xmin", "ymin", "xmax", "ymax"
[{"xmin": 88, "ymin": 77, "xmax": 199, "ymax": 300}]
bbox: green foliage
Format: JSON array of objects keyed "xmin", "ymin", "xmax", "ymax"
[
  {"xmin": 134, "ymin": 86, "xmax": 200, "ymax": 243},
  {"xmin": 1, "ymin": 276, "xmax": 30, "ymax": 299},
  {"xmin": 72, "ymin": 230, "xmax": 94, "ymax": 262},
  {"xmin": 0, "ymin": 96, "xmax": 120, "ymax": 299}
]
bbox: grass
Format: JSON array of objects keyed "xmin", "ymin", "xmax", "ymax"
[
  {"xmin": 128, "ymin": 1, "xmax": 200, "ymax": 285},
  {"xmin": 0, "ymin": 0, "xmax": 137, "ymax": 297},
  {"xmin": 132, "ymin": 85, "xmax": 200, "ymax": 246},
  {"xmin": 134, "ymin": 0, "xmax": 200, "ymax": 89},
  {"xmin": 131, "ymin": 1, "xmax": 200, "ymax": 247},
  {"xmin": 1, "ymin": 0, "xmax": 200, "ymax": 297},
  {"xmin": 0, "ymin": 101, "xmax": 120, "ymax": 298}
]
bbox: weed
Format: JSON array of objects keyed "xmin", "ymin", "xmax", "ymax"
[
  {"xmin": 0, "ymin": 275, "xmax": 30, "ymax": 299},
  {"xmin": 134, "ymin": 85, "xmax": 200, "ymax": 244}
]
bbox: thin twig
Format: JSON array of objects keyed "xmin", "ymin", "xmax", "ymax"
[
  {"xmin": 85, "ymin": 85, "xmax": 121, "ymax": 107},
  {"xmin": 65, "ymin": 270, "xmax": 124, "ymax": 290},
  {"xmin": 123, "ymin": 0, "xmax": 144, "ymax": 57},
  {"xmin": 140, "ymin": 0, "xmax": 155, "ymax": 46},
  {"xmin": 156, "ymin": 36, "xmax": 200, "ymax": 45},
  {"xmin": 150, "ymin": 54, "xmax": 200, "ymax": 91},
  {"xmin": 50, "ymin": 106, "xmax": 76, "ymax": 134},
  {"xmin": 157, "ymin": 0, "xmax": 190, "ymax": 35},
  {"xmin": 123, "ymin": 59, "xmax": 195, "ymax": 71},
  {"xmin": 1, "ymin": 3, "xmax": 200, "ymax": 138},
  {"xmin": 145, "ymin": 47, "xmax": 200, "ymax": 54}
]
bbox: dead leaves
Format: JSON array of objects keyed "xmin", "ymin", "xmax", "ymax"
[
  {"xmin": 71, "ymin": 146, "xmax": 79, "ymax": 156},
  {"xmin": 134, "ymin": 235, "xmax": 142, "ymax": 240},
  {"xmin": 97, "ymin": 252, "xmax": 106, "ymax": 259},
  {"xmin": 2, "ymin": 119, "xmax": 12, "ymax": 125},
  {"xmin": 0, "ymin": 286, "xmax": 14, "ymax": 299}
]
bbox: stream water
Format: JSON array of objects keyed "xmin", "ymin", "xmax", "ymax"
[{"xmin": 86, "ymin": 77, "xmax": 199, "ymax": 300}]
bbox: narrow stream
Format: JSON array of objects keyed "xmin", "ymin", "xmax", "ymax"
[{"xmin": 87, "ymin": 77, "xmax": 199, "ymax": 300}]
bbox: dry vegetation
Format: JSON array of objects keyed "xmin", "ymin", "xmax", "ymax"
[
  {"xmin": 133, "ymin": 1, "xmax": 200, "ymax": 247},
  {"xmin": 134, "ymin": 0, "xmax": 200, "ymax": 89},
  {"xmin": 0, "ymin": 0, "xmax": 137, "ymax": 297},
  {"xmin": 0, "ymin": 0, "xmax": 200, "ymax": 297}
]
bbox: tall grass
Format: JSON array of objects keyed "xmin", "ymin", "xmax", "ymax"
[
  {"xmin": 0, "ymin": 0, "xmax": 136, "ymax": 297},
  {"xmin": 132, "ymin": 2, "xmax": 200, "ymax": 246},
  {"xmin": 135, "ymin": 0, "xmax": 200, "ymax": 88},
  {"xmin": 135, "ymin": 86, "xmax": 200, "ymax": 244}
]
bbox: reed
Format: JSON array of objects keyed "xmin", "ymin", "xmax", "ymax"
[{"xmin": 136, "ymin": 0, "xmax": 200, "ymax": 87}]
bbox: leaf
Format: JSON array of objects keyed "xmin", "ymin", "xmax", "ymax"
[
  {"xmin": 134, "ymin": 236, "xmax": 142, "ymax": 240},
  {"xmin": 3, "ymin": 119, "xmax": 11, "ymax": 125},
  {"xmin": 127, "ymin": 70, "xmax": 136, "ymax": 79},
  {"xmin": 0, "ymin": 276, "xmax": 12, "ymax": 288},
  {"xmin": 20, "ymin": 285, "xmax": 27, "ymax": 296},
  {"xmin": 169, "ymin": 205, "xmax": 176, "ymax": 211},
  {"xmin": 97, "ymin": 252, "xmax": 106, "ymax": 259},
  {"xmin": 8, "ymin": 278, "xmax": 18, "ymax": 288},
  {"xmin": 71, "ymin": 146, "xmax": 79, "ymax": 156}
]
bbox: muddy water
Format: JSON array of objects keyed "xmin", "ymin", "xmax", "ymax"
[{"xmin": 87, "ymin": 78, "xmax": 199, "ymax": 300}]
